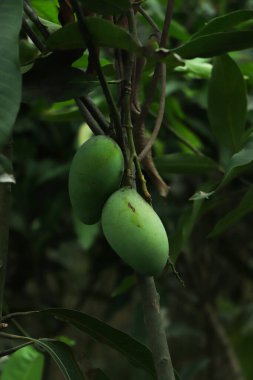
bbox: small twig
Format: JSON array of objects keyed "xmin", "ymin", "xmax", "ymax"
[
  {"xmin": 138, "ymin": 63, "xmax": 166, "ymax": 161},
  {"xmin": 24, "ymin": 0, "xmax": 50, "ymax": 39},
  {"xmin": 137, "ymin": 276, "xmax": 175, "ymax": 380},
  {"xmin": 2, "ymin": 310, "xmax": 39, "ymax": 322},
  {"xmin": 136, "ymin": 5, "xmax": 161, "ymax": 35},
  {"xmin": 22, "ymin": 18, "xmax": 47, "ymax": 52},
  {"xmin": 0, "ymin": 332, "xmax": 30, "ymax": 340},
  {"xmin": 204, "ymin": 303, "xmax": 244, "ymax": 380},
  {"xmin": 71, "ymin": 0, "xmax": 124, "ymax": 149},
  {"xmin": 168, "ymin": 258, "xmax": 185, "ymax": 287},
  {"xmin": 81, "ymin": 95, "xmax": 109, "ymax": 133},
  {"xmin": 0, "ymin": 341, "xmax": 34, "ymax": 358},
  {"xmin": 75, "ymin": 98, "xmax": 105, "ymax": 135}
]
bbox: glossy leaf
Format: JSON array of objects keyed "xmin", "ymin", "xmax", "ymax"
[
  {"xmin": 80, "ymin": 0, "xmax": 131, "ymax": 16},
  {"xmin": 209, "ymin": 186, "xmax": 253, "ymax": 237},
  {"xmin": 0, "ymin": 0, "xmax": 22, "ymax": 146},
  {"xmin": 172, "ymin": 31, "xmax": 253, "ymax": 59},
  {"xmin": 43, "ymin": 308, "xmax": 156, "ymax": 377},
  {"xmin": 218, "ymin": 134, "xmax": 253, "ymax": 189},
  {"xmin": 208, "ymin": 54, "xmax": 247, "ymax": 152},
  {"xmin": 154, "ymin": 153, "xmax": 218, "ymax": 175},
  {"xmin": 47, "ymin": 19, "xmax": 140, "ymax": 52},
  {"xmin": 1, "ymin": 345, "xmax": 44, "ymax": 380},
  {"xmin": 192, "ymin": 9, "xmax": 253, "ymax": 39},
  {"xmin": 30, "ymin": 0, "xmax": 59, "ymax": 23}
]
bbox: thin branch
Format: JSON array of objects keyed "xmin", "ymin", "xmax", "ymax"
[
  {"xmin": 134, "ymin": 0, "xmax": 174, "ymax": 132},
  {"xmin": 0, "ymin": 341, "xmax": 34, "ymax": 358},
  {"xmin": 2, "ymin": 310, "xmax": 39, "ymax": 322},
  {"xmin": 74, "ymin": 98, "xmax": 105, "ymax": 135},
  {"xmin": 24, "ymin": 0, "xmax": 50, "ymax": 39},
  {"xmin": 0, "ymin": 145, "xmax": 12, "ymax": 320},
  {"xmin": 81, "ymin": 95, "xmax": 109, "ymax": 133},
  {"xmin": 136, "ymin": 5, "xmax": 161, "ymax": 35},
  {"xmin": 204, "ymin": 303, "xmax": 244, "ymax": 380},
  {"xmin": 70, "ymin": 0, "xmax": 124, "ymax": 148},
  {"xmin": 138, "ymin": 276, "xmax": 175, "ymax": 380},
  {"xmin": 138, "ymin": 63, "xmax": 166, "ymax": 161},
  {"xmin": 0, "ymin": 332, "xmax": 30, "ymax": 341},
  {"xmin": 22, "ymin": 18, "xmax": 47, "ymax": 52}
]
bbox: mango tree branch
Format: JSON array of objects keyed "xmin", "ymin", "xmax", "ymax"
[
  {"xmin": 138, "ymin": 276, "xmax": 175, "ymax": 380},
  {"xmin": 81, "ymin": 95, "xmax": 109, "ymax": 133},
  {"xmin": 75, "ymin": 98, "xmax": 105, "ymax": 135},
  {"xmin": 70, "ymin": 0, "xmax": 125, "ymax": 150},
  {"xmin": 24, "ymin": 0, "xmax": 50, "ymax": 39},
  {"xmin": 134, "ymin": 0, "xmax": 174, "ymax": 132}
]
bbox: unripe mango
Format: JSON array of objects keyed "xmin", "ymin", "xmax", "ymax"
[
  {"xmin": 101, "ymin": 188, "xmax": 169, "ymax": 276},
  {"xmin": 68, "ymin": 136, "xmax": 124, "ymax": 224}
]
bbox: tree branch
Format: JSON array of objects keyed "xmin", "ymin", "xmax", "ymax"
[
  {"xmin": 24, "ymin": 0, "xmax": 50, "ymax": 39},
  {"xmin": 81, "ymin": 95, "xmax": 109, "ymax": 133},
  {"xmin": 138, "ymin": 276, "xmax": 175, "ymax": 380},
  {"xmin": 74, "ymin": 98, "xmax": 105, "ymax": 135}
]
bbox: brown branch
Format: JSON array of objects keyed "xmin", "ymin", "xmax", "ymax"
[{"xmin": 138, "ymin": 63, "xmax": 166, "ymax": 161}]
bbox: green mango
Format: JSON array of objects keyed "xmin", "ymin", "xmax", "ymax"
[
  {"xmin": 101, "ymin": 187, "xmax": 169, "ymax": 276},
  {"xmin": 68, "ymin": 136, "xmax": 124, "ymax": 224}
]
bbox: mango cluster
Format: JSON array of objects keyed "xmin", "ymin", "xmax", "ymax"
[{"xmin": 68, "ymin": 136, "xmax": 169, "ymax": 276}]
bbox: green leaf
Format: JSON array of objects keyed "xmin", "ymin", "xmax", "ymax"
[
  {"xmin": 0, "ymin": 0, "xmax": 22, "ymax": 146},
  {"xmin": 47, "ymin": 18, "xmax": 140, "ymax": 52},
  {"xmin": 208, "ymin": 54, "xmax": 247, "ymax": 152},
  {"xmin": 154, "ymin": 153, "xmax": 218, "ymax": 175},
  {"xmin": 43, "ymin": 308, "xmax": 156, "ymax": 377},
  {"xmin": 111, "ymin": 275, "xmax": 136, "ymax": 297},
  {"xmin": 34, "ymin": 340, "xmax": 85, "ymax": 380},
  {"xmin": 23, "ymin": 67, "xmax": 92, "ymax": 103},
  {"xmin": 1, "ymin": 345, "xmax": 44, "ymax": 380},
  {"xmin": 209, "ymin": 186, "xmax": 253, "ymax": 237},
  {"xmin": 192, "ymin": 10, "xmax": 253, "ymax": 39},
  {"xmin": 218, "ymin": 134, "xmax": 253, "ymax": 189},
  {"xmin": 80, "ymin": 0, "xmax": 131, "ymax": 16},
  {"xmin": 30, "ymin": 0, "xmax": 59, "ymax": 24},
  {"xmin": 172, "ymin": 31, "xmax": 253, "ymax": 59}
]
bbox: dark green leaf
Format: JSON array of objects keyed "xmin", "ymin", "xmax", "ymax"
[
  {"xmin": 23, "ymin": 67, "xmax": 92, "ymax": 103},
  {"xmin": 44, "ymin": 308, "xmax": 156, "ymax": 377},
  {"xmin": 192, "ymin": 10, "xmax": 253, "ymax": 39},
  {"xmin": 0, "ymin": 0, "xmax": 22, "ymax": 146},
  {"xmin": 172, "ymin": 31, "xmax": 253, "ymax": 59},
  {"xmin": 209, "ymin": 186, "xmax": 253, "ymax": 237},
  {"xmin": 88, "ymin": 368, "xmax": 112, "ymax": 380},
  {"xmin": 111, "ymin": 275, "xmax": 136, "ymax": 297},
  {"xmin": 80, "ymin": 0, "xmax": 131, "ymax": 16},
  {"xmin": 47, "ymin": 19, "xmax": 140, "ymax": 52},
  {"xmin": 154, "ymin": 153, "xmax": 218, "ymax": 175},
  {"xmin": 208, "ymin": 54, "xmax": 247, "ymax": 152},
  {"xmin": 1, "ymin": 345, "xmax": 44, "ymax": 380},
  {"xmin": 35, "ymin": 339, "xmax": 84, "ymax": 380},
  {"xmin": 218, "ymin": 133, "xmax": 253, "ymax": 188}
]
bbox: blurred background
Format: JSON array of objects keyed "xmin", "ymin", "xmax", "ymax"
[{"xmin": 3, "ymin": 0, "xmax": 253, "ymax": 379}]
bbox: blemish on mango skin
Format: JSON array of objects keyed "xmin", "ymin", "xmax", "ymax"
[{"xmin": 128, "ymin": 202, "xmax": 135, "ymax": 212}]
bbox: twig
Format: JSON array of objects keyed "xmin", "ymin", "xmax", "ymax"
[
  {"xmin": 134, "ymin": 0, "xmax": 174, "ymax": 132},
  {"xmin": 2, "ymin": 310, "xmax": 39, "ymax": 322},
  {"xmin": 0, "ymin": 332, "xmax": 30, "ymax": 340},
  {"xmin": 22, "ymin": 18, "xmax": 47, "ymax": 52},
  {"xmin": 137, "ymin": 276, "xmax": 175, "ymax": 380},
  {"xmin": 24, "ymin": 0, "xmax": 50, "ymax": 39},
  {"xmin": 0, "ymin": 341, "xmax": 34, "ymax": 357},
  {"xmin": 136, "ymin": 5, "xmax": 161, "ymax": 35},
  {"xmin": 74, "ymin": 98, "xmax": 105, "ymax": 135},
  {"xmin": 81, "ymin": 95, "xmax": 109, "ymax": 133},
  {"xmin": 204, "ymin": 303, "xmax": 244, "ymax": 380},
  {"xmin": 0, "ymin": 145, "xmax": 12, "ymax": 320},
  {"xmin": 70, "ymin": 0, "xmax": 124, "ymax": 149},
  {"xmin": 138, "ymin": 63, "xmax": 166, "ymax": 161}
]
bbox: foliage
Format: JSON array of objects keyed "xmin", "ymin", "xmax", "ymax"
[{"xmin": 0, "ymin": 0, "xmax": 253, "ymax": 379}]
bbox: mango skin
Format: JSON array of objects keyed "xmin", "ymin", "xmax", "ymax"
[
  {"xmin": 101, "ymin": 188, "xmax": 169, "ymax": 276},
  {"xmin": 68, "ymin": 136, "xmax": 124, "ymax": 224}
]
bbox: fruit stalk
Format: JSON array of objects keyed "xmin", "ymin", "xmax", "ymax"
[{"xmin": 138, "ymin": 276, "xmax": 175, "ymax": 380}]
